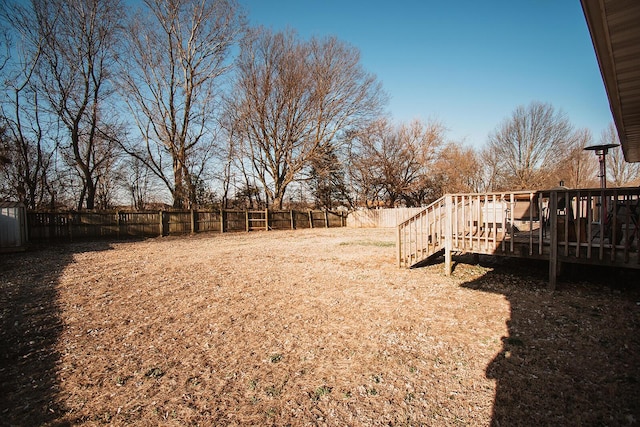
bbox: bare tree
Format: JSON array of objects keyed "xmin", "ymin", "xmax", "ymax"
[
  {"xmin": 485, "ymin": 102, "xmax": 577, "ymax": 190},
  {"xmin": 119, "ymin": 0, "xmax": 243, "ymax": 209},
  {"xmin": 0, "ymin": 20, "xmax": 9, "ymax": 72},
  {"xmin": 231, "ymin": 28, "xmax": 385, "ymax": 209},
  {"xmin": 560, "ymin": 128, "xmax": 598, "ymax": 188},
  {"xmin": 478, "ymin": 143, "xmax": 505, "ymax": 192},
  {"xmin": 0, "ymin": 1, "xmax": 56, "ymax": 209},
  {"xmin": 432, "ymin": 142, "xmax": 483, "ymax": 196},
  {"xmin": 24, "ymin": 0, "xmax": 126, "ymax": 210},
  {"xmin": 220, "ymin": 113, "xmax": 267, "ymax": 210},
  {"xmin": 397, "ymin": 120, "xmax": 446, "ymax": 206},
  {"xmin": 307, "ymin": 142, "xmax": 350, "ymax": 209},
  {"xmin": 114, "ymin": 156, "xmax": 157, "ymax": 210},
  {"xmin": 603, "ymin": 123, "xmax": 640, "ymax": 187},
  {"xmin": 348, "ymin": 118, "xmax": 445, "ymax": 207},
  {"xmin": 345, "ymin": 127, "xmax": 385, "ymax": 207},
  {"xmin": 0, "ymin": 107, "xmax": 54, "ymax": 208}
]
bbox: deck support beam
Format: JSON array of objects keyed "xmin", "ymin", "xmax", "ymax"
[
  {"xmin": 396, "ymin": 226, "xmax": 402, "ymax": 267},
  {"xmin": 444, "ymin": 195, "xmax": 453, "ymax": 276},
  {"xmin": 548, "ymin": 191, "xmax": 558, "ymax": 291}
]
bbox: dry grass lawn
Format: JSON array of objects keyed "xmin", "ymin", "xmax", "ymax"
[{"xmin": 1, "ymin": 227, "xmax": 639, "ymax": 426}]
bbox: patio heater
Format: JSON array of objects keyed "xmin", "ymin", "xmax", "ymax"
[
  {"xmin": 584, "ymin": 143, "xmax": 619, "ymax": 189},
  {"xmin": 584, "ymin": 143, "xmax": 619, "ymax": 224}
]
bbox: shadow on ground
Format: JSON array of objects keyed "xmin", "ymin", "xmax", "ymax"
[
  {"xmin": 458, "ymin": 256, "xmax": 640, "ymax": 426},
  {"xmin": 0, "ymin": 242, "xmax": 112, "ymax": 426}
]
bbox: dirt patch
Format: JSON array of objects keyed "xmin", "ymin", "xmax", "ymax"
[{"xmin": 1, "ymin": 228, "xmax": 639, "ymax": 426}]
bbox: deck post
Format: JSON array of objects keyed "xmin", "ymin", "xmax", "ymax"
[
  {"xmin": 396, "ymin": 225, "xmax": 402, "ymax": 267},
  {"xmin": 548, "ymin": 191, "xmax": 558, "ymax": 291},
  {"xmin": 444, "ymin": 195, "xmax": 453, "ymax": 276}
]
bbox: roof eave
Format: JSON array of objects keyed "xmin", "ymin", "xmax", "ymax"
[{"xmin": 580, "ymin": 0, "xmax": 640, "ymax": 163}]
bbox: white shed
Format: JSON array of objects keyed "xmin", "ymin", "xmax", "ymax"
[{"xmin": 0, "ymin": 201, "xmax": 27, "ymax": 252}]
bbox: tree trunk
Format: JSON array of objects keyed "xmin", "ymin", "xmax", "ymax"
[
  {"xmin": 173, "ymin": 157, "xmax": 184, "ymax": 209},
  {"xmin": 85, "ymin": 179, "xmax": 96, "ymax": 210},
  {"xmin": 77, "ymin": 186, "xmax": 86, "ymax": 211},
  {"xmin": 273, "ymin": 196, "xmax": 284, "ymax": 210}
]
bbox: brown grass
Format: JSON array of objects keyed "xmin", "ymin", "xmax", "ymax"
[{"xmin": 1, "ymin": 228, "xmax": 639, "ymax": 426}]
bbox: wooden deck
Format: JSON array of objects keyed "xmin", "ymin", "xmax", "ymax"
[{"xmin": 397, "ymin": 188, "xmax": 640, "ymax": 289}]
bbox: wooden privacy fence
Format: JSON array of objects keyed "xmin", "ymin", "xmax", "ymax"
[
  {"xmin": 348, "ymin": 207, "xmax": 425, "ymax": 228},
  {"xmin": 27, "ymin": 209, "xmax": 346, "ymax": 242}
]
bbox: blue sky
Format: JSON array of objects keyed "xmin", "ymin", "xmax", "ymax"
[{"xmin": 237, "ymin": 0, "xmax": 613, "ymax": 149}]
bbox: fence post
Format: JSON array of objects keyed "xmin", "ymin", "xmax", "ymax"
[
  {"xmin": 265, "ymin": 208, "xmax": 269, "ymax": 231},
  {"xmin": 308, "ymin": 210, "xmax": 313, "ymax": 228},
  {"xmin": 324, "ymin": 210, "xmax": 329, "ymax": 228},
  {"xmin": 68, "ymin": 212, "xmax": 73, "ymax": 242},
  {"xmin": 116, "ymin": 210, "xmax": 121, "ymax": 240},
  {"xmin": 159, "ymin": 210, "xmax": 163, "ymax": 236},
  {"xmin": 46, "ymin": 213, "xmax": 53, "ymax": 241},
  {"xmin": 245, "ymin": 210, "xmax": 250, "ymax": 232},
  {"xmin": 290, "ymin": 209, "xmax": 295, "ymax": 230}
]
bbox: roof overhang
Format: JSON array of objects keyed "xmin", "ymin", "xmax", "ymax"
[{"xmin": 581, "ymin": 0, "xmax": 640, "ymax": 162}]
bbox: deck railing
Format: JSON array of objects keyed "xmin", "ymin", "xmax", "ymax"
[
  {"xmin": 396, "ymin": 196, "xmax": 449, "ymax": 268},
  {"xmin": 397, "ymin": 191, "xmax": 540, "ymax": 267},
  {"xmin": 547, "ymin": 187, "xmax": 640, "ymax": 264},
  {"xmin": 398, "ymin": 187, "xmax": 640, "ymax": 288}
]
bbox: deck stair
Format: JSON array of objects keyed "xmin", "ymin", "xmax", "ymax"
[
  {"xmin": 397, "ymin": 188, "xmax": 640, "ymax": 289},
  {"xmin": 396, "ymin": 196, "xmax": 448, "ymax": 268}
]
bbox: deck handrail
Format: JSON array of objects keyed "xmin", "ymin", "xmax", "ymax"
[
  {"xmin": 397, "ymin": 187, "xmax": 640, "ymax": 289},
  {"xmin": 397, "ymin": 196, "xmax": 448, "ymax": 268}
]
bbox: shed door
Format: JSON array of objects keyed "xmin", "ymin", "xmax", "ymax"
[{"xmin": 0, "ymin": 207, "xmax": 22, "ymax": 248}]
